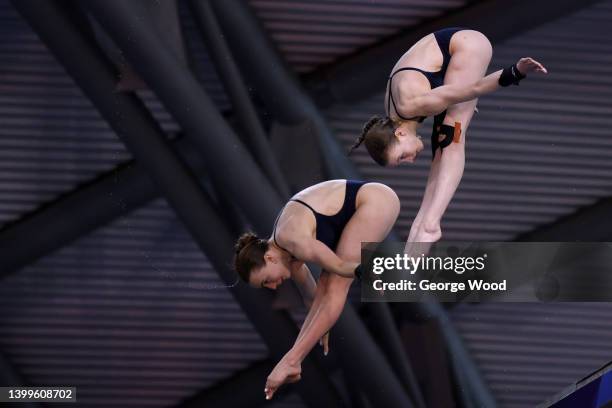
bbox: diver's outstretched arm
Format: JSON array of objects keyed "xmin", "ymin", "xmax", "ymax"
[
  {"xmin": 403, "ymin": 57, "xmax": 547, "ymax": 118},
  {"xmin": 264, "ymin": 272, "xmax": 350, "ymax": 400},
  {"xmin": 293, "ymin": 265, "xmax": 330, "ymax": 354}
]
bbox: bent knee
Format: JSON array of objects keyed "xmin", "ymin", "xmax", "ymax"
[
  {"xmin": 362, "ymin": 183, "xmax": 400, "ymax": 216},
  {"xmin": 471, "ymin": 31, "xmax": 492, "ymax": 60},
  {"xmin": 457, "ymin": 30, "xmax": 492, "ymax": 60},
  {"xmin": 382, "ymin": 185, "xmax": 401, "ymax": 217}
]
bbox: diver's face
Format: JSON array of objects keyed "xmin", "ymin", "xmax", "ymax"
[
  {"xmin": 386, "ymin": 133, "xmax": 424, "ymax": 167},
  {"xmin": 249, "ymin": 253, "xmax": 291, "ymax": 290}
]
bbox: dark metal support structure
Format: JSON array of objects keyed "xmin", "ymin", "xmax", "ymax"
[
  {"xmin": 179, "ymin": 359, "xmax": 279, "ymax": 408},
  {"xmin": 0, "ymin": 137, "xmax": 202, "ymax": 277},
  {"xmin": 82, "ymin": 0, "xmax": 283, "ymax": 236},
  {"xmin": 305, "ymin": 0, "xmax": 603, "ymax": 106},
  {"xmin": 366, "ymin": 303, "xmax": 427, "ymax": 408},
  {"xmin": 11, "ymin": 2, "xmax": 341, "ymax": 407},
  {"xmin": 209, "ymin": 0, "xmax": 358, "ymax": 180},
  {"xmin": 516, "ymin": 197, "xmax": 612, "ymax": 241},
  {"xmin": 418, "ymin": 301, "xmax": 497, "ymax": 408},
  {"xmin": 332, "ymin": 305, "xmax": 415, "ymax": 407},
  {"xmin": 188, "ymin": 0, "xmax": 290, "ymax": 198},
  {"xmin": 400, "ymin": 320, "xmax": 459, "ymax": 407},
  {"xmin": 0, "ymin": 352, "xmax": 41, "ymax": 408}
]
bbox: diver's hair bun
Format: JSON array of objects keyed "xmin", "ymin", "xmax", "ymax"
[
  {"xmin": 234, "ymin": 232, "xmax": 268, "ymax": 282},
  {"xmin": 235, "ymin": 232, "xmax": 259, "ymax": 255}
]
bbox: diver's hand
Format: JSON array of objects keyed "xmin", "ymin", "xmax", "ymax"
[
  {"xmin": 319, "ymin": 332, "xmax": 330, "ymax": 356},
  {"xmin": 264, "ymin": 357, "xmax": 301, "ymax": 400},
  {"xmin": 516, "ymin": 57, "xmax": 548, "ymax": 75}
]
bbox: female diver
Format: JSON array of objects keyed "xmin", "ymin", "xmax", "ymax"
[
  {"xmin": 350, "ymin": 28, "xmax": 547, "ymax": 245},
  {"xmin": 233, "ymin": 179, "xmax": 400, "ymax": 400}
]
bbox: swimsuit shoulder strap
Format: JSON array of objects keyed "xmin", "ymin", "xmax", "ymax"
[
  {"xmin": 291, "ymin": 199, "xmax": 318, "ymax": 216},
  {"xmin": 390, "ymin": 67, "xmax": 429, "ymax": 77}
]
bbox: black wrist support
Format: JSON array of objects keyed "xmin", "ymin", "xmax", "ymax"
[{"xmin": 499, "ymin": 64, "xmax": 526, "ymax": 87}]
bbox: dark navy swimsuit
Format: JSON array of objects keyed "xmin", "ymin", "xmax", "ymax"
[
  {"xmin": 387, "ymin": 27, "xmax": 466, "ymax": 156},
  {"xmin": 273, "ymin": 180, "xmax": 368, "ymax": 253},
  {"xmin": 387, "ymin": 27, "xmax": 464, "ymax": 121}
]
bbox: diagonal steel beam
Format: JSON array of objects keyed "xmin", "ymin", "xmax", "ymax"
[
  {"xmin": 0, "ymin": 136, "xmax": 200, "ymax": 278},
  {"xmin": 304, "ymin": 0, "xmax": 602, "ymax": 106},
  {"xmin": 516, "ymin": 197, "xmax": 612, "ymax": 241},
  {"xmin": 0, "ymin": 351, "xmax": 42, "ymax": 408},
  {"xmin": 88, "ymin": 1, "xmax": 282, "ymax": 235},
  {"xmin": 188, "ymin": 0, "xmax": 290, "ymax": 198},
  {"xmin": 178, "ymin": 359, "xmax": 283, "ymax": 408},
  {"xmin": 365, "ymin": 303, "xmax": 426, "ymax": 408},
  {"xmin": 209, "ymin": 0, "xmax": 359, "ymax": 180}
]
